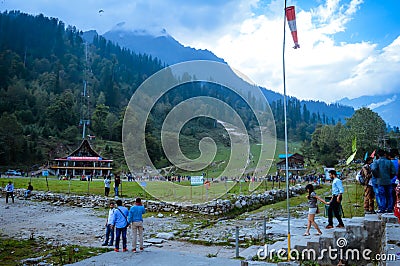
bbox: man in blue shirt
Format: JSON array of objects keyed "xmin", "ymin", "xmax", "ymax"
[
  {"xmin": 128, "ymin": 197, "xmax": 146, "ymax": 252},
  {"xmin": 372, "ymin": 150, "xmax": 396, "ymax": 213},
  {"xmin": 326, "ymin": 170, "xmax": 345, "ymax": 229},
  {"xmin": 111, "ymin": 199, "xmax": 129, "ymax": 252},
  {"xmin": 5, "ymin": 181, "xmax": 14, "ymax": 203}
]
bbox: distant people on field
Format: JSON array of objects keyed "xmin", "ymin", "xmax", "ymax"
[
  {"xmin": 102, "ymin": 201, "xmax": 115, "ymax": 246},
  {"xmin": 5, "ymin": 181, "xmax": 14, "ymax": 203},
  {"xmin": 24, "ymin": 182, "xmax": 33, "ymax": 198},
  {"xmin": 371, "ymin": 149, "xmax": 396, "ymax": 213},
  {"xmin": 104, "ymin": 176, "xmax": 111, "ymax": 197},
  {"xmin": 128, "ymin": 197, "xmax": 146, "ymax": 252},
  {"xmin": 111, "ymin": 199, "xmax": 129, "ymax": 252},
  {"xmin": 361, "ymin": 157, "xmax": 375, "ymax": 214},
  {"xmin": 304, "ymin": 184, "xmax": 327, "ymax": 236},
  {"xmin": 326, "ymin": 170, "xmax": 345, "ymax": 229}
]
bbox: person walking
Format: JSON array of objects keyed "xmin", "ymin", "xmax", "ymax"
[
  {"xmin": 372, "ymin": 150, "xmax": 396, "ymax": 213},
  {"xmin": 5, "ymin": 181, "xmax": 14, "ymax": 203},
  {"xmin": 104, "ymin": 176, "xmax": 111, "ymax": 197},
  {"xmin": 128, "ymin": 197, "xmax": 146, "ymax": 252},
  {"xmin": 361, "ymin": 157, "xmax": 375, "ymax": 214},
  {"xmin": 111, "ymin": 199, "xmax": 129, "ymax": 252},
  {"xmin": 304, "ymin": 184, "xmax": 327, "ymax": 236},
  {"xmin": 102, "ymin": 202, "xmax": 115, "ymax": 246},
  {"xmin": 326, "ymin": 170, "xmax": 345, "ymax": 229}
]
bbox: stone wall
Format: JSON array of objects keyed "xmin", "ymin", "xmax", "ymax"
[{"xmin": 1, "ymin": 184, "xmax": 308, "ymax": 216}]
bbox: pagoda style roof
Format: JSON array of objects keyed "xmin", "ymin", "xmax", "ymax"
[{"xmin": 55, "ymin": 139, "xmax": 112, "ymax": 162}]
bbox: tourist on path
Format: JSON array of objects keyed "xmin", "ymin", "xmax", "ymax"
[
  {"xmin": 111, "ymin": 199, "xmax": 129, "ymax": 252},
  {"xmin": 128, "ymin": 197, "xmax": 146, "ymax": 252},
  {"xmin": 361, "ymin": 157, "xmax": 375, "ymax": 214},
  {"xmin": 304, "ymin": 184, "xmax": 327, "ymax": 236},
  {"xmin": 372, "ymin": 149, "xmax": 396, "ymax": 213},
  {"xmin": 104, "ymin": 176, "xmax": 111, "ymax": 197},
  {"xmin": 5, "ymin": 181, "xmax": 14, "ymax": 203},
  {"xmin": 326, "ymin": 170, "xmax": 345, "ymax": 229},
  {"xmin": 102, "ymin": 201, "xmax": 115, "ymax": 246},
  {"xmin": 24, "ymin": 182, "xmax": 33, "ymax": 198}
]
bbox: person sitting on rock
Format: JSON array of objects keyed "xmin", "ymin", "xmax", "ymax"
[{"xmin": 24, "ymin": 182, "xmax": 33, "ymax": 198}]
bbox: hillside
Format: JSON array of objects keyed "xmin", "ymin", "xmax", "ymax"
[{"xmin": 0, "ymin": 11, "xmax": 356, "ymax": 171}]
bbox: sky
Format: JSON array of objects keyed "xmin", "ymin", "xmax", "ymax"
[{"xmin": 1, "ymin": 0, "xmax": 399, "ymax": 103}]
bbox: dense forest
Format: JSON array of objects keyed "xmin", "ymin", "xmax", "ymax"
[{"xmin": 1, "ymin": 11, "xmax": 387, "ymax": 170}]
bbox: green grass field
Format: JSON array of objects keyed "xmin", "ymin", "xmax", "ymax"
[{"xmin": 1, "ymin": 176, "xmax": 367, "ymax": 218}]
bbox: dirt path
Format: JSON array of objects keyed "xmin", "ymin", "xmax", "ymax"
[{"xmin": 0, "ymin": 197, "xmax": 240, "ymax": 258}]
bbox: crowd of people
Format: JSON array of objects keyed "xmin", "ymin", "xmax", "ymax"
[
  {"xmin": 102, "ymin": 198, "xmax": 146, "ymax": 252},
  {"xmin": 362, "ymin": 149, "xmax": 399, "ymax": 214},
  {"xmin": 304, "ymin": 148, "xmax": 400, "ymax": 236}
]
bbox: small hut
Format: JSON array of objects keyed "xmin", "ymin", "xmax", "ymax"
[{"xmin": 276, "ymin": 153, "xmax": 305, "ymax": 173}]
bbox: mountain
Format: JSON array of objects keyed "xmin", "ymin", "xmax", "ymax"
[
  {"xmin": 84, "ymin": 25, "xmax": 354, "ymax": 127},
  {"xmin": 337, "ymin": 93, "xmax": 399, "ymax": 127},
  {"xmin": 94, "ymin": 22, "xmax": 225, "ymax": 65}
]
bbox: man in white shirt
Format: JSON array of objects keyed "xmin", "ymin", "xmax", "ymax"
[
  {"xmin": 104, "ymin": 176, "xmax": 111, "ymax": 197},
  {"xmin": 102, "ymin": 202, "xmax": 115, "ymax": 246}
]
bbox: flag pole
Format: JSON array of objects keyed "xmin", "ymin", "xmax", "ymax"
[{"xmin": 282, "ymin": 0, "xmax": 291, "ymax": 260}]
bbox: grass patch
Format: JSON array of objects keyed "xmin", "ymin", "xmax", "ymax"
[{"xmin": 0, "ymin": 236, "xmax": 109, "ymax": 266}]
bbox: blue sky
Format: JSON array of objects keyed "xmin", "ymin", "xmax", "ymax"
[{"xmin": 1, "ymin": 0, "xmax": 399, "ymax": 103}]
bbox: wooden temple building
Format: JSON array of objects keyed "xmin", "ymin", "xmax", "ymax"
[{"xmin": 51, "ymin": 139, "xmax": 112, "ymax": 177}]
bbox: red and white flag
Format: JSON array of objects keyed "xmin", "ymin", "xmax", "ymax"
[{"xmin": 285, "ymin": 6, "xmax": 300, "ymax": 49}]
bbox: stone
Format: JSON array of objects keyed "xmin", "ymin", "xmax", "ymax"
[
  {"xmin": 157, "ymin": 213, "xmax": 164, "ymax": 218},
  {"xmin": 145, "ymin": 238, "xmax": 164, "ymax": 244},
  {"xmin": 235, "ymin": 200, "xmax": 242, "ymax": 209},
  {"xmin": 156, "ymin": 232, "xmax": 174, "ymax": 240}
]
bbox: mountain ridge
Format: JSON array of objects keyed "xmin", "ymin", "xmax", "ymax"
[{"xmin": 337, "ymin": 93, "xmax": 399, "ymax": 127}]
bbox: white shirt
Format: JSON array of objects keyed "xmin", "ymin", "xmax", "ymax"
[
  {"xmin": 107, "ymin": 208, "xmax": 115, "ymax": 225},
  {"xmin": 104, "ymin": 178, "xmax": 111, "ymax": 188}
]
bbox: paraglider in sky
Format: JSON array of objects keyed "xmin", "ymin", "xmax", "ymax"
[
  {"xmin": 98, "ymin": 9, "xmax": 104, "ymax": 13},
  {"xmin": 285, "ymin": 6, "xmax": 300, "ymax": 49}
]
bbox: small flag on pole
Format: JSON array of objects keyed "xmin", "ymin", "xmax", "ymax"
[{"xmin": 285, "ymin": 6, "xmax": 300, "ymax": 49}]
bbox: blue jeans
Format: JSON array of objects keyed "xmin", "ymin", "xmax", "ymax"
[
  {"xmin": 378, "ymin": 185, "xmax": 394, "ymax": 212},
  {"xmin": 372, "ymin": 183, "xmax": 381, "ymax": 209},
  {"xmin": 114, "ymin": 186, "xmax": 119, "ymax": 197},
  {"xmin": 105, "ymin": 224, "xmax": 114, "ymax": 245},
  {"xmin": 115, "ymin": 227, "xmax": 127, "ymax": 249}
]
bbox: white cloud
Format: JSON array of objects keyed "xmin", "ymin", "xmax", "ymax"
[
  {"xmin": 368, "ymin": 95, "xmax": 397, "ymax": 109},
  {"xmin": 2, "ymin": 0, "xmax": 399, "ymax": 103},
  {"xmin": 178, "ymin": 0, "xmax": 400, "ymax": 102}
]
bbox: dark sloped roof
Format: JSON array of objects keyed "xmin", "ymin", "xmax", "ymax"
[{"xmin": 67, "ymin": 139, "xmax": 101, "ymax": 157}]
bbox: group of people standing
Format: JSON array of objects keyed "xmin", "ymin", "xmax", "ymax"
[
  {"xmin": 362, "ymin": 149, "xmax": 399, "ymax": 215},
  {"xmin": 102, "ymin": 198, "xmax": 146, "ymax": 252},
  {"xmin": 104, "ymin": 175, "xmax": 121, "ymax": 197},
  {"xmin": 304, "ymin": 149, "xmax": 400, "ymax": 236}
]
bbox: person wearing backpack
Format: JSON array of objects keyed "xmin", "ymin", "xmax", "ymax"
[
  {"xmin": 361, "ymin": 157, "xmax": 374, "ymax": 214},
  {"xmin": 111, "ymin": 199, "xmax": 129, "ymax": 252}
]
